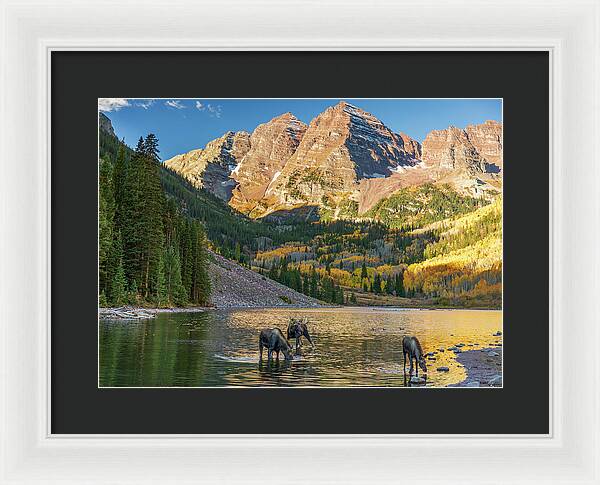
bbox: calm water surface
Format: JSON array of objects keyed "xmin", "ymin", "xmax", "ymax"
[{"xmin": 99, "ymin": 307, "xmax": 502, "ymax": 387}]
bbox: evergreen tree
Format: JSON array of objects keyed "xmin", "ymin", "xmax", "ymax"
[
  {"xmin": 142, "ymin": 133, "xmax": 160, "ymax": 163},
  {"xmin": 121, "ymin": 138, "xmax": 149, "ymax": 287},
  {"xmin": 142, "ymin": 138, "xmax": 166, "ymax": 299},
  {"xmin": 321, "ymin": 276, "xmax": 335, "ymax": 303},
  {"xmin": 163, "ymin": 243, "xmax": 187, "ymax": 306},
  {"xmin": 302, "ymin": 274, "xmax": 310, "ymax": 296},
  {"xmin": 110, "ymin": 259, "xmax": 127, "ymax": 306},
  {"xmin": 361, "ymin": 260, "xmax": 368, "ymax": 279},
  {"xmin": 268, "ymin": 264, "xmax": 278, "ymax": 281},
  {"xmin": 107, "ymin": 231, "xmax": 125, "ymax": 305},
  {"xmin": 310, "ymin": 267, "xmax": 318, "ymax": 298},
  {"xmin": 190, "ymin": 222, "xmax": 211, "ymax": 305},
  {"xmin": 373, "ymin": 273, "xmax": 382, "ymax": 294},
  {"xmin": 121, "ymin": 136, "xmax": 165, "ymax": 300},
  {"xmin": 155, "ymin": 252, "xmax": 167, "ymax": 306},
  {"xmin": 180, "ymin": 220, "xmax": 193, "ymax": 295},
  {"xmin": 112, "ymin": 143, "xmax": 128, "ymax": 230},
  {"xmin": 99, "ymin": 161, "xmax": 115, "ymax": 294},
  {"xmin": 291, "ymin": 269, "xmax": 302, "ymax": 292},
  {"xmin": 127, "ymin": 280, "xmax": 139, "ymax": 306}
]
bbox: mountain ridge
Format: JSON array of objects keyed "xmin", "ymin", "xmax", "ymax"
[{"xmin": 149, "ymin": 102, "xmax": 502, "ymax": 221}]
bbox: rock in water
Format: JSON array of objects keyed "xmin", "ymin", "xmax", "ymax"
[
  {"xmin": 465, "ymin": 381, "xmax": 480, "ymax": 387},
  {"xmin": 410, "ymin": 375, "xmax": 426, "ymax": 384}
]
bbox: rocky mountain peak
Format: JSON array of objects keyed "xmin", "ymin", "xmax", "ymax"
[
  {"xmin": 228, "ymin": 113, "xmax": 308, "ymax": 214},
  {"xmin": 465, "ymin": 120, "xmax": 503, "ymax": 168},
  {"xmin": 99, "ymin": 112, "xmax": 115, "ymax": 137},
  {"xmin": 398, "ymin": 132, "xmax": 422, "ymax": 159},
  {"xmin": 202, "ymin": 131, "xmax": 251, "ymax": 170},
  {"xmin": 163, "ymin": 130, "xmax": 251, "ymax": 201},
  {"xmin": 255, "ymin": 101, "xmax": 422, "ymax": 216},
  {"xmin": 161, "ymin": 103, "xmax": 501, "ymax": 220},
  {"xmin": 422, "ymin": 121, "xmax": 502, "ymax": 174},
  {"xmin": 419, "ymin": 120, "xmax": 502, "ymax": 198}
]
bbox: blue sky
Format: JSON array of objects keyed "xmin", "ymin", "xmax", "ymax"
[{"xmin": 99, "ymin": 98, "xmax": 502, "ymax": 161}]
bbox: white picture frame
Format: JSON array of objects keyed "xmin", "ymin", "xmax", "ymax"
[{"xmin": 1, "ymin": 0, "xmax": 598, "ymax": 483}]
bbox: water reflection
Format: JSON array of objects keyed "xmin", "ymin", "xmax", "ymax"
[{"xmin": 99, "ymin": 308, "xmax": 502, "ymax": 387}]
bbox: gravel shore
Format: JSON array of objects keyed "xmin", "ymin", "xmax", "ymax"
[
  {"xmin": 208, "ymin": 252, "xmax": 323, "ymax": 308},
  {"xmin": 449, "ymin": 347, "xmax": 503, "ymax": 387}
]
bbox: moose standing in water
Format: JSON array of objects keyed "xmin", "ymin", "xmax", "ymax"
[
  {"xmin": 259, "ymin": 328, "xmax": 293, "ymax": 362},
  {"xmin": 287, "ymin": 317, "xmax": 314, "ymax": 353},
  {"xmin": 402, "ymin": 336, "xmax": 428, "ymax": 377}
]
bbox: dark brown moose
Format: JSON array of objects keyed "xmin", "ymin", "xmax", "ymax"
[
  {"xmin": 402, "ymin": 336, "xmax": 428, "ymax": 377},
  {"xmin": 287, "ymin": 317, "xmax": 314, "ymax": 353},
  {"xmin": 259, "ymin": 328, "xmax": 293, "ymax": 361}
]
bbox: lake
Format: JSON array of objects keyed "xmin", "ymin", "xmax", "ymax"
[{"xmin": 99, "ymin": 307, "xmax": 502, "ymax": 387}]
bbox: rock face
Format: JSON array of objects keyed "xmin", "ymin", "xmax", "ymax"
[
  {"xmin": 163, "ymin": 131, "xmax": 250, "ymax": 201},
  {"xmin": 399, "ymin": 132, "xmax": 422, "ymax": 160},
  {"xmin": 259, "ymin": 101, "xmax": 421, "ymax": 215},
  {"xmin": 422, "ymin": 120, "xmax": 502, "ymax": 174},
  {"xmin": 466, "ymin": 120, "xmax": 503, "ymax": 169},
  {"xmin": 99, "ymin": 112, "xmax": 115, "ymax": 137},
  {"xmin": 229, "ymin": 113, "xmax": 307, "ymax": 214},
  {"xmin": 420, "ymin": 120, "xmax": 502, "ymax": 198}
]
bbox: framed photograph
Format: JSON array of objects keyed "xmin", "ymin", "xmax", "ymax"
[
  {"xmin": 98, "ymin": 96, "xmax": 504, "ymax": 390},
  {"xmin": 1, "ymin": 1, "xmax": 599, "ymax": 484}
]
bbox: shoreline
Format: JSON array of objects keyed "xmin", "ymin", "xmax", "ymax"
[
  {"xmin": 449, "ymin": 347, "xmax": 503, "ymax": 387},
  {"xmin": 99, "ymin": 304, "xmax": 328, "ymax": 319},
  {"xmin": 99, "ymin": 304, "xmax": 502, "ymax": 317}
]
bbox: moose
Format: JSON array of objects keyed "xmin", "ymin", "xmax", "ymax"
[
  {"xmin": 402, "ymin": 335, "xmax": 428, "ymax": 377},
  {"xmin": 287, "ymin": 317, "xmax": 314, "ymax": 353},
  {"xmin": 259, "ymin": 328, "xmax": 293, "ymax": 362}
]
